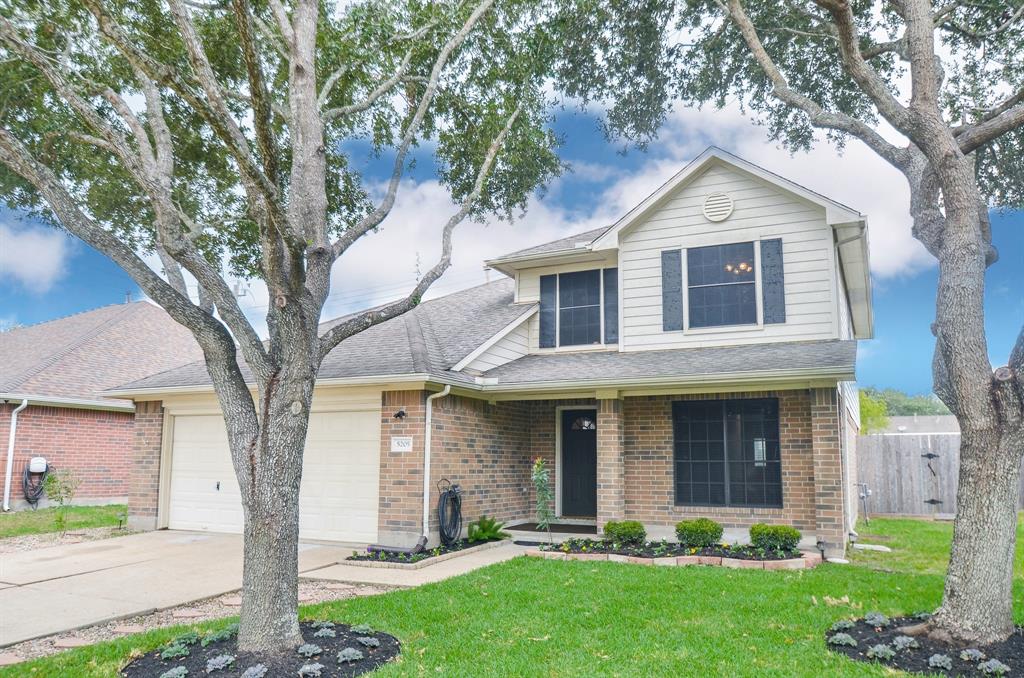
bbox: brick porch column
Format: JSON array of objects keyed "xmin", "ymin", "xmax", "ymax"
[
  {"xmin": 128, "ymin": 400, "xmax": 164, "ymax": 532},
  {"xmin": 810, "ymin": 387, "xmax": 846, "ymax": 558},
  {"xmin": 596, "ymin": 396, "xmax": 625, "ymax": 532}
]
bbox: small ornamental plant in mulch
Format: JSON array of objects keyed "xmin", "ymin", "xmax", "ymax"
[
  {"xmin": 121, "ymin": 621, "xmax": 399, "ymax": 678},
  {"xmin": 826, "ymin": 612, "xmax": 1023, "ymax": 676},
  {"xmin": 540, "ymin": 520, "xmax": 804, "ymax": 561}
]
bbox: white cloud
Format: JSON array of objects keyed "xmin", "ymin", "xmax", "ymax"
[
  {"xmin": 224, "ymin": 101, "xmax": 934, "ymax": 334},
  {"xmin": 0, "ymin": 222, "xmax": 70, "ymax": 292}
]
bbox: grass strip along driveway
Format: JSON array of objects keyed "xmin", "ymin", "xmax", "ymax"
[
  {"xmin": 0, "ymin": 504, "xmax": 126, "ymax": 538},
  {"xmin": 7, "ymin": 517, "xmax": 1024, "ymax": 677}
]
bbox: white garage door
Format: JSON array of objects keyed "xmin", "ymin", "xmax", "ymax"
[{"xmin": 167, "ymin": 410, "xmax": 380, "ymax": 543}]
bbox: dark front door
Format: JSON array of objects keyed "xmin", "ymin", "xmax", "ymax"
[{"xmin": 561, "ymin": 409, "xmax": 597, "ymax": 517}]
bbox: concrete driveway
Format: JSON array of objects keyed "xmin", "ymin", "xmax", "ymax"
[{"xmin": 0, "ymin": 531, "xmax": 355, "ymax": 646}]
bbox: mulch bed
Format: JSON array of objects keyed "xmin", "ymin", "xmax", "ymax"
[
  {"xmin": 541, "ymin": 537, "xmax": 802, "ymax": 561},
  {"xmin": 346, "ymin": 538, "xmax": 486, "ymax": 564},
  {"xmin": 122, "ymin": 621, "xmax": 400, "ymax": 678},
  {"xmin": 826, "ymin": 614, "xmax": 1024, "ymax": 676}
]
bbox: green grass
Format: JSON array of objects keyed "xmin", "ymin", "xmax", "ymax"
[
  {"xmin": 8, "ymin": 516, "xmax": 1024, "ymax": 677},
  {"xmin": 0, "ymin": 504, "xmax": 126, "ymax": 538}
]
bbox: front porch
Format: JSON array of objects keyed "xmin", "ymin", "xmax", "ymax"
[{"xmin": 378, "ymin": 387, "xmax": 853, "ymax": 557}]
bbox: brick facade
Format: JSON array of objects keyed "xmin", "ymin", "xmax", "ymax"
[
  {"xmin": 377, "ymin": 390, "xmax": 427, "ymax": 546},
  {"xmin": 811, "ymin": 387, "xmax": 847, "ymax": 555},
  {"xmin": 0, "ymin": 403, "xmax": 133, "ymax": 509},
  {"xmin": 127, "ymin": 401, "xmax": 164, "ymax": 530},
  {"xmin": 595, "ymin": 398, "xmax": 625, "ymax": 531}
]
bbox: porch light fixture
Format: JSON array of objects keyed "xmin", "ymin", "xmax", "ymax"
[{"xmin": 393, "ymin": 408, "xmax": 407, "ymax": 419}]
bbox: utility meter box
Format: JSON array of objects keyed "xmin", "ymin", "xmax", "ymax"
[{"xmin": 28, "ymin": 457, "xmax": 47, "ymax": 473}]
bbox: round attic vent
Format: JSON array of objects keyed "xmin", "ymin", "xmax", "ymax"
[{"xmin": 703, "ymin": 192, "xmax": 734, "ymax": 222}]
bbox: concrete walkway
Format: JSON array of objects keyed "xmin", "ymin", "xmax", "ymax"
[
  {"xmin": 0, "ymin": 531, "xmax": 527, "ymax": 647},
  {"xmin": 301, "ymin": 542, "xmax": 529, "ymax": 587},
  {"xmin": 0, "ymin": 531, "xmax": 352, "ymax": 646}
]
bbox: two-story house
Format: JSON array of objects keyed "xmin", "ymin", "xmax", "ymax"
[{"xmin": 112, "ymin": 148, "xmax": 871, "ymax": 558}]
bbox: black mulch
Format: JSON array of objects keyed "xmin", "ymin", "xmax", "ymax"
[
  {"xmin": 122, "ymin": 621, "xmax": 400, "ymax": 678},
  {"xmin": 346, "ymin": 538, "xmax": 496, "ymax": 564},
  {"xmin": 827, "ymin": 615, "xmax": 1024, "ymax": 676},
  {"xmin": 507, "ymin": 522, "xmax": 598, "ymax": 535},
  {"xmin": 540, "ymin": 537, "xmax": 802, "ymax": 561}
]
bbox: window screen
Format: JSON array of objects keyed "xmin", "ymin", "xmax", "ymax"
[
  {"xmin": 687, "ymin": 242, "xmax": 757, "ymax": 328},
  {"xmin": 673, "ymin": 398, "xmax": 782, "ymax": 508},
  {"xmin": 558, "ymin": 270, "xmax": 601, "ymax": 346}
]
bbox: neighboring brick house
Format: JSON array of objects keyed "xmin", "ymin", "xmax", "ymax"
[
  {"xmin": 0, "ymin": 301, "xmax": 202, "ymax": 510},
  {"xmin": 112, "ymin": 148, "xmax": 870, "ymax": 557}
]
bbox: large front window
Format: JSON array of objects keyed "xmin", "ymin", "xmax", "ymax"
[
  {"xmin": 672, "ymin": 398, "xmax": 782, "ymax": 508},
  {"xmin": 558, "ymin": 269, "xmax": 601, "ymax": 346},
  {"xmin": 687, "ymin": 242, "xmax": 757, "ymax": 328}
]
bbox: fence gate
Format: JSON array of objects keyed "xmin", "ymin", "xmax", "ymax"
[{"xmin": 857, "ymin": 432, "xmax": 975, "ymax": 518}]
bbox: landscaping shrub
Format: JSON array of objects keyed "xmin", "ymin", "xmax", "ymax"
[
  {"xmin": 467, "ymin": 515, "xmax": 510, "ymax": 542},
  {"xmin": 603, "ymin": 520, "xmax": 646, "ymax": 545},
  {"xmin": 675, "ymin": 518, "xmax": 723, "ymax": 547},
  {"xmin": 749, "ymin": 523, "xmax": 801, "ymax": 552}
]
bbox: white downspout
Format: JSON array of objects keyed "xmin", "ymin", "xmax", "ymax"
[
  {"xmin": 3, "ymin": 399, "xmax": 29, "ymax": 511},
  {"xmin": 422, "ymin": 386, "xmax": 451, "ymax": 540}
]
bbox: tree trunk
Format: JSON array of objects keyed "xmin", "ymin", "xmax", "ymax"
[
  {"xmin": 233, "ymin": 373, "xmax": 315, "ymax": 653},
  {"xmin": 927, "ymin": 429, "xmax": 1022, "ymax": 645}
]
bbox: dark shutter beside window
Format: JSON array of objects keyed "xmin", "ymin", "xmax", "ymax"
[
  {"xmin": 603, "ymin": 268, "xmax": 618, "ymax": 344},
  {"xmin": 539, "ymin": 274, "xmax": 556, "ymax": 348},
  {"xmin": 661, "ymin": 250, "xmax": 683, "ymax": 331},
  {"xmin": 760, "ymin": 238, "xmax": 786, "ymax": 324}
]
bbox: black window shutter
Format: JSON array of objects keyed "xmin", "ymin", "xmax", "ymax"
[
  {"xmin": 760, "ymin": 239, "xmax": 786, "ymax": 324},
  {"xmin": 603, "ymin": 268, "xmax": 618, "ymax": 343},
  {"xmin": 539, "ymin": 274, "xmax": 556, "ymax": 348},
  {"xmin": 661, "ymin": 250, "xmax": 683, "ymax": 331}
]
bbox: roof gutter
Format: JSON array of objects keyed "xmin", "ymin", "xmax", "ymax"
[
  {"xmin": 3, "ymin": 399, "xmax": 29, "ymax": 511},
  {"xmin": 0, "ymin": 393, "xmax": 135, "ymax": 412},
  {"xmin": 422, "ymin": 385, "xmax": 451, "ymax": 541}
]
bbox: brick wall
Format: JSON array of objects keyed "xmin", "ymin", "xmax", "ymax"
[
  {"xmin": 0, "ymin": 403, "xmax": 132, "ymax": 508},
  {"xmin": 596, "ymin": 398, "xmax": 625, "ymax": 530},
  {"xmin": 128, "ymin": 400, "xmax": 164, "ymax": 530},
  {"xmin": 430, "ymin": 396, "xmax": 531, "ymax": 529},
  {"xmin": 377, "ymin": 390, "xmax": 426, "ymax": 546},
  {"xmin": 621, "ymin": 391, "xmax": 817, "ymax": 533},
  {"xmin": 811, "ymin": 387, "xmax": 847, "ymax": 555}
]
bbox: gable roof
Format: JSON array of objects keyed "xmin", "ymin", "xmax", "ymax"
[
  {"xmin": 113, "ymin": 279, "xmax": 531, "ymax": 393},
  {"xmin": 0, "ymin": 301, "xmax": 203, "ymax": 409},
  {"xmin": 490, "ymin": 226, "xmax": 611, "ymax": 263}
]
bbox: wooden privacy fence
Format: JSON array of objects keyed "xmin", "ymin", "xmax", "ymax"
[{"xmin": 856, "ymin": 432, "xmax": 1024, "ymax": 518}]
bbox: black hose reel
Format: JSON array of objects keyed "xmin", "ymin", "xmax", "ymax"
[{"xmin": 436, "ymin": 478, "xmax": 463, "ymax": 547}]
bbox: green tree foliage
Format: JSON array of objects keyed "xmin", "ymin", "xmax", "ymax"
[
  {"xmin": 858, "ymin": 389, "xmax": 889, "ymax": 434},
  {"xmin": 862, "ymin": 387, "xmax": 950, "ymax": 417}
]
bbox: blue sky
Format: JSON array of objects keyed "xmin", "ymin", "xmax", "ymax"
[{"xmin": 0, "ymin": 107, "xmax": 1021, "ymax": 395}]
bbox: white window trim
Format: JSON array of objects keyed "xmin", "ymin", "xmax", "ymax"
[{"xmin": 554, "ymin": 268, "xmax": 610, "ymax": 349}]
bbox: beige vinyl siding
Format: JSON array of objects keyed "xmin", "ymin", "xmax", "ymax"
[
  {"xmin": 465, "ymin": 321, "xmax": 530, "ymax": 372},
  {"xmin": 618, "ymin": 163, "xmax": 839, "ymax": 350}
]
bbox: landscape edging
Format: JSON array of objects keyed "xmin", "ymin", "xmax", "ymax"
[{"xmin": 524, "ymin": 549, "xmax": 817, "ymax": 570}]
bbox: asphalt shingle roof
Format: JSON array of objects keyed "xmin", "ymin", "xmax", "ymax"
[
  {"xmin": 480, "ymin": 340, "xmax": 857, "ymax": 385},
  {"xmin": 0, "ymin": 302, "xmax": 203, "ymax": 406},
  {"xmin": 117, "ymin": 279, "xmax": 531, "ymax": 391},
  {"xmin": 490, "ymin": 226, "xmax": 610, "ymax": 261}
]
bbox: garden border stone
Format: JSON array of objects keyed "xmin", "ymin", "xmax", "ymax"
[
  {"xmin": 524, "ymin": 549, "xmax": 820, "ymax": 571},
  {"xmin": 344, "ymin": 539, "xmax": 506, "ymax": 570}
]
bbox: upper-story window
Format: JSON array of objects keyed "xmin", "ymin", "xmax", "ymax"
[
  {"xmin": 539, "ymin": 268, "xmax": 618, "ymax": 348},
  {"xmin": 687, "ymin": 242, "xmax": 757, "ymax": 328},
  {"xmin": 660, "ymin": 238, "xmax": 785, "ymax": 333}
]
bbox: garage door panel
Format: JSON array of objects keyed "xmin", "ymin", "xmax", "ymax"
[{"xmin": 168, "ymin": 410, "xmax": 380, "ymax": 543}]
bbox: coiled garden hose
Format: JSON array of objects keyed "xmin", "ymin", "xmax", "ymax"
[
  {"xmin": 436, "ymin": 478, "xmax": 463, "ymax": 547},
  {"xmin": 23, "ymin": 462, "xmax": 48, "ymax": 508}
]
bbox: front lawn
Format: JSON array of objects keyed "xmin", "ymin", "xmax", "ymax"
[
  {"xmin": 0, "ymin": 504, "xmax": 126, "ymax": 538},
  {"xmin": 9, "ymin": 516, "xmax": 1024, "ymax": 677}
]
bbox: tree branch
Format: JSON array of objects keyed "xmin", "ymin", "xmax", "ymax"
[
  {"xmin": 330, "ymin": 0, "xmax": 495, "ymax": 260},
  {"xmin": 956, "ymin": 100, "xmax": 1024, "ymax": 154},
  {"xmin": 719, "ymin": 0, "xmax": 909, "ymax": 169},
  {"xmin": 322, "ymin": 48, "xmax": 414, "ymax": 120},
  {"xmin": 318, "ymin": 101, "xmax": 522, "ymax": 360}
]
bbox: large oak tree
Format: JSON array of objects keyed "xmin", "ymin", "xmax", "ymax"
[
  {"xmin": 556, "ymin": 0, "xmax": 1024, "ymax": 645},
  {"xmin": 0, "ymin": 0, "xmax": 564, "ymax": 652}
]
